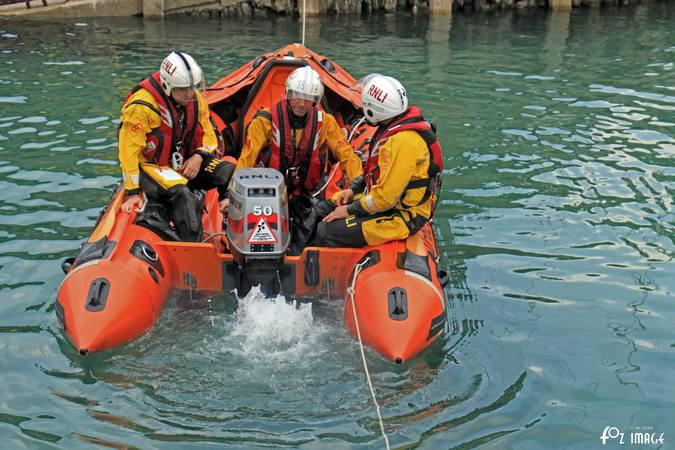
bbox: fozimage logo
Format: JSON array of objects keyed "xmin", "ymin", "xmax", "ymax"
[{"xmin": 600, "ymin": 426, "xmax": 665, "ymax": 445}]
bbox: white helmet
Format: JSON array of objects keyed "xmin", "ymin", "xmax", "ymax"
[
  {"xmin": 159, "ymin": 51, "xmax": 204, "ymax": 97},
  {"xmin": 286, "ymin": 66, "xmax": 324, "ymax": 104},
  {"xmin": 361, "ymin": 74, "xmax": 408, "ymax": 125}
]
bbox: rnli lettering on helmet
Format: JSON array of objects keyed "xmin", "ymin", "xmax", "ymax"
[
  {"xmin": 368, "ymin": 84, "xmax": 389, "ymax": 104},
  {"xmin": 161, "ymin": 59, "xmax": 177, "ymax": 76}
]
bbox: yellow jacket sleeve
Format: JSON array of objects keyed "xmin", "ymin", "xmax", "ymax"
[
  {"xmin": 118, "ymin": 90, "xmax": 160, "ymax": 191},
  {"xmin": 355, "ymin": 130, "xmax": 430, "ymax": 215},
  {"xmin": 235, "ymin": 110, "xmax": 273, "ymax": 171},
  {"xmin": 196, "ymin": 92, "xmax": 218, "ymax": 153},
  {"xmin": 321, "ymin": 113, "xmax": 362, "ymax": 182}
]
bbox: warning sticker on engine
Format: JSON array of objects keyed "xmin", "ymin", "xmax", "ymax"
[{"xmin": 247, "ymin": 217, "xmax": 278, "ymax": 244}]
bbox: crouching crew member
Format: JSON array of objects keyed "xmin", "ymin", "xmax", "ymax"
[
  {"xmin": 235, "ymin": 66, "xmax": 363, "ymax": 253},
  {"xmin": 317, "ymin": 74, "xmax": 443, "ymax": 247},
  {"xmin": 118, "ymin": 51, "xmax": 234, "ymax": 242}
]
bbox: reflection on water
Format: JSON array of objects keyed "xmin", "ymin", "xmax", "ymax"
[{"xmin": 1, "ymin": 3, "xmax": 674, "ymax": 448}]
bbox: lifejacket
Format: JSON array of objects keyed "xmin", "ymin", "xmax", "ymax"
[
  {"xmin": 123, "ymin": 71, "xmax": 202, "ymax": 167},
  {"xmin": 255, "ymin": 100, "xmax": 324, "ymax": 194},
  {"xmin": 209, "ymin": 110, "xmax": 228, "ymax": 158},
  {"xmin": 363, "ymin": 106, "xmax": 443, "ymax": 211}
]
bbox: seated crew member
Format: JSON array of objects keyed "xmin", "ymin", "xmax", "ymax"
[
  {"xmin": 235, "ymin": 66, "xmax": 363, "ymax": 253},
  {"xmin": 118, "ymin": 51, "xmax": 235, "ymax": 242},
  {"xmin": 316, "ymin": 74, "xmax": 443, "ymax": 248}
]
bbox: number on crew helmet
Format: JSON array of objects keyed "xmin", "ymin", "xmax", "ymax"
[{"xmin": 285, "ymin": 66, "xmax": 324, "ymax": 104}]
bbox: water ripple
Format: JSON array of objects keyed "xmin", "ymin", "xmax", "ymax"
[{"xmin": 1, "ymin": 8, "xmax": 674, "ymax": 448}]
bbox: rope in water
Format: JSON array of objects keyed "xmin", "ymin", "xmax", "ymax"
[{"xmin": 347, "ymin": 257, "xmax": 391, "ymax": 450}]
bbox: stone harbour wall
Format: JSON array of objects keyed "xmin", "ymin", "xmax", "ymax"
[
  {"xmin": 168, "ymin": 0, "xmax": 651, "ymax": 16},
  {"xmin": 0, "ymin": 0, "xmax": 660, "ymax": 18}
]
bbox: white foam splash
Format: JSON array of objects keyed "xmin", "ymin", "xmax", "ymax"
[
  {"xmin": 529, "ymin": 365, "xmax": 544, "ymax": 375},
  {"xmin": 229, "ymin": 286, "xmax": 328, "ymax": 363},
  {"xmin": 634, "ymin": 339, "xmax": 655, "ymax": 349}
]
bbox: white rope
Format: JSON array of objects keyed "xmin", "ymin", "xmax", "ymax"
[
  {"xmin": 301, "ymin": 0, "xmax": 307, "ymax": 47},
  {"xmin": 347, "ymin": 257, "xmax": 390, "ymax": 450},
  {"xmin": 347, "ymin": 116, "xmax": 366, "ymax": 142},
  {"xmin": 311, "ymin": 164, "xmax": 339, "ymax": 198},
  {"xmin": 312, "ymin": 117, "xmax": 367, "ymax": 198}
]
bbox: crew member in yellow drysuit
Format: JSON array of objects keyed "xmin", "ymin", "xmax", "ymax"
[
  {"xmin": 236, "ymin": 66, "xmax": 363, "ymax": 253},
  {"xmin": 118, "ymin": 51, "xmax": 234, "ymax": 242},
  {"xmin": 317, "ymin": 75, "xmax": 443, "ymax": 247}
]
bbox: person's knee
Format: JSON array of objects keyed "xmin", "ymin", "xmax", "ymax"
[
  {"xmin": 168, "ymin": 186, "xmax": 203, "ymax": 242},
  {"xmin": 168, "ymin": 184, "xmax": 192, "ymax": 201},
  {"xmin": 211, "ymin": 160, "xmax": 235, "ymax": 200},
  {"xmin": 314, "ymin": 221, "xmax": 328, "ymax": 246},
  {"xmin": 139, "ymin": 171, "xmax": 164, "ymax": 201},
  {"xmin": 134, "ymin": 201, "xmax": 180, "ymax": 241},
  {"xmin": 213, "ymin": 160, "xmax": 235, "ymax": 185},
  {"xmin": 314, "ymin": 200, "xmax": 335, "ymax": 219},
  {"xmin": 200, "ymin": 154, "xmax": 233, "ymax": 182}
]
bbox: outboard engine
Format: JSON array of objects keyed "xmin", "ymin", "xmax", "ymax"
[{"xmin": 226, "ymin": 168, "xmax": 291, "ymax": 296}]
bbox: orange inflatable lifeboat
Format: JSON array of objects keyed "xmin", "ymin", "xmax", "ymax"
[{"xmin": 55, "ymin": 44, "xmax": 448, "ymax": 363}]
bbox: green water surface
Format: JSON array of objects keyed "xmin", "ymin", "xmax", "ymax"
[{"xmin": 0, "ymin": 5, "xmax": 674, "ymax": 449}]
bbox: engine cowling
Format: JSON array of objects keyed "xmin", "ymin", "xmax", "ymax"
[{"xmin": 227, "ymin": 168, "xmax": 290, "ymax": 260}]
